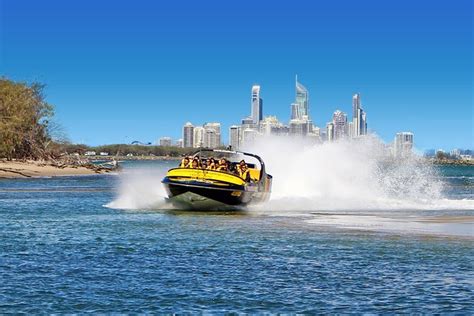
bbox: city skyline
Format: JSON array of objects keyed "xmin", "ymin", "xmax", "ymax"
[
  {"xmin": 169, "ymin": 78, "xmax": 469, "ymax": 154},
  {"xmin": 155, "ymin": 78, "xmax": 469, "ymax": 152},
  {"xmin": 173, "ymin": 81, "xmax": 398, "ymax": 152},
  {"xmin": 2, "ymin": 1, "xmax": 472, "ymax": 150}
]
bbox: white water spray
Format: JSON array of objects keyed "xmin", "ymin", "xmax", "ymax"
[
  {"xmin": 105, "ymin": 168, "xmax": 169, "ymax": 210},
  {"xmin": 244, "ymin": 135, "xmax": 472, "ymax": 212},
  {"xmin": 107, "ymin": 135, "xmax": 473, "ymax": 212}
]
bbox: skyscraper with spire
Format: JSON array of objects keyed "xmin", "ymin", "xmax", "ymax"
[
  {"xmin": 288, "ymin": 75, "xmax": 315, "ymax": 138},
  {"xmin": 295, "ymin": 75, "xmax": 309, "ymax": 119}
]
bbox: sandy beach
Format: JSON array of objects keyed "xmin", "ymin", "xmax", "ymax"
[{"xmin": 0, "ymin": 160, "xmax": 109, "ymax": 178}]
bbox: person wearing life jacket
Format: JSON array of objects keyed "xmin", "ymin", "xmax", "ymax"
[
  {"xmin": 236, "ymin": 159, "xmax": 246, "ymax": 173},
  {"xmin": 179, "ymin": 157, "xmax": 190, "ymax": 168},
  {"xmin": 216, "ymin": 158, "xmax": 228, "ymax": 172},
  {"xmin": 190, "ymin": 158, "xmax": 199, "ymax": 169},
  {"xmin": 207, "ymin": 157, "xmax": 216, "ymax": 170},
  {"xmin": 238, "ymin": 161, "xmax": 250, "ymax": 182}
]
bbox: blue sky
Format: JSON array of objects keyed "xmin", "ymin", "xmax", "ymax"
[{"xmin": 1, "ymin": 0, "xmax": 472, "ymax": 150}]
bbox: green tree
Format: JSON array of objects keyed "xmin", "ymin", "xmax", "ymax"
[{"xmin": 0, "ymin": 78, "xmax": 54, "ymax": 160}]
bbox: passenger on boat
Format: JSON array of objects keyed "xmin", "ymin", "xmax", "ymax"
[
  {"xmin": 179, "ymin": 157, "xmax": 190, "ymax": 168},
  {"xmin": 216, "ymin": 158, "xmax": 228, "ymax": 172},
  {"xmin": 236, "ymin": 160, "xmax": 244, "ymax": 174},
  {"xmin": 206, "ymin": 158, "xmax": 216, "ymax": 170},
  {"xmin": 201, "ymin": 159, "xmax": 208, "ymax": 169},
  {"xmin": 207, "ymin": 157, "xmax": 216, "ymax": 170},
  {"xmin": 236, "ymin": 160, "xmax": 246, "ymax": 171},
  {"xmin": 237, "ymin": 160, "xmax": 250, "ymax": 181},
  {"xmin": 190, "ymin": 158, "xmax": 200, "ymax": 169}
]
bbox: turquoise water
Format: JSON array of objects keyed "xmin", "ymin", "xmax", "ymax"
[{"xmin": 1, "ymin": 162, "xmax": 473, "ymax": 313}]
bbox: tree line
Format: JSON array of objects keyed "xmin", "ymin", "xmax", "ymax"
[{"xmin": 53, "ymin": 143, "xmax": 194, "ymax": 157}]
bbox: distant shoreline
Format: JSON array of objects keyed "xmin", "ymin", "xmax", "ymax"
[
  {"xmin": 0, "ymin": 160, "xmax": 113, "ymax": 179},
  {"xmin": 428, "ymin": 159, "xmax": 474, "ymax": 166}
]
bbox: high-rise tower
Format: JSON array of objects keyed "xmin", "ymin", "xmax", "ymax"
[
  {"xmin": 193, "ymin": 126, "xmax": 204, "ymax": 148},
  {"xmin": 352, "ymin": 93, "xmax": 367, "ymax": 137},
  {"xmin": 394, "ymin": 132, "xmax": 414, "ymax": 157},
  {"xmin": 295, "ymin": 75, "xmax": 309, "ymax": 119},
  {"xmin": 182, "ymin": 122, "xmax": 194, "ymax": 148},
  {"xmin": 332, "ymin": 110, "xmax": 348, "ymax": 140},
  {"xmin": 203, "ymin": 122, "xmax": 221, "ymax": 148},
  {"xmin": 229, "ymin": 125, "xmax": 241, "ymax": 150},
  {"xmin": 251, "ymin": 85, "xmax": 263, "ymax": 125}
]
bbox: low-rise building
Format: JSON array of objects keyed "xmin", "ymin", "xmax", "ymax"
[{"xmin": 159, "ymin": 137, "xmax": 172, "ymax": 147}]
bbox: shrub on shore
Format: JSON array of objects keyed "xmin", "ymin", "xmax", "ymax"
[{"xmin": 0, "ymin": 78, "xmax": 54, "ymax": 160}]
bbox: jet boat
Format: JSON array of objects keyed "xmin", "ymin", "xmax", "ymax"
[{"xmin": 162, "ymin": 149, "xmax": 272, "ymax": 210}]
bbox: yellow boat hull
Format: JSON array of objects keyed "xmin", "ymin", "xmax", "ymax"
[{"xmin": 162, "ymin": 168, "xmax": 272, "ymax": 209}]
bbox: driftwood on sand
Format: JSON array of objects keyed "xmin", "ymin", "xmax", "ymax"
[{"xmin": 0, "ymin": 156, "xmax": 120, "ymax": 178}]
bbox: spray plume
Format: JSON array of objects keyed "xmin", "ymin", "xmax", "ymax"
[{"xmin": 107, "ymin": 135, "xmax": 472, "ymax": 212}]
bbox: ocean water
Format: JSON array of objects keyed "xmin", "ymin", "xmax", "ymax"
[{"xmin": 0, "ymin": 161, "xmax": 473, "ymax": 313}]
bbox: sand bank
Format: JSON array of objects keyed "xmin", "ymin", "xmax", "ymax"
[{"xmin": 0, "ymin": 161, "xmax": 109, "ymax": 178}]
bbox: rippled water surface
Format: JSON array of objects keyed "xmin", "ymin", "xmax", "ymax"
[{"xmin": 0, "ymin": 163, "xmax": 473, "ymax": 313}]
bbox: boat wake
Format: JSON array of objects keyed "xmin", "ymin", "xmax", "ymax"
[
  {"xmin": 252, "ymin": 196, "xmax": 474, "ymax": 215},
  {"xmin": 244, "ymin": 135, "xmax": 473, "ymax": 214},
  {"xmin": 107, "ymin": 136, "xmax": 473, "ymax": 217}
]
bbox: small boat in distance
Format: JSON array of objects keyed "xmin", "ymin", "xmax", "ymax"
[{"xmin": 162, "ymin": 149, "xmax": 272, "ymax": 210}]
